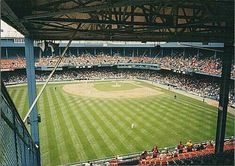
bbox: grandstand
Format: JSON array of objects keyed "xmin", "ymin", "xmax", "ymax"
[{"xmin": 1, "ymin": 1, "xmax": 234, "ymax": 166}]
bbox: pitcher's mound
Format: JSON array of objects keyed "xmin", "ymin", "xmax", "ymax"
[{"xmin": 112, "ymin": 84, "xmax": 121, "ymax": 88}]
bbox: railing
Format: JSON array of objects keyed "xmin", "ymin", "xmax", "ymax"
[{"xmin": 0, "ymin": 81, "xmax": 40, "ymax": 166}]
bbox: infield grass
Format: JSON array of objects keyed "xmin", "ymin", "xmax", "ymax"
[
  {"xmin": 93, "ymin": 81, "xmax": 139, "ymax": 91},
  {"xmin": 7, "ymin": 80, "xmax": 235, "ymax": 166}
]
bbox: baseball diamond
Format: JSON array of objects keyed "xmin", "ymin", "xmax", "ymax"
[{"xmin": 7, "ymin": 80, "xmax": 234, "ymax": 166}]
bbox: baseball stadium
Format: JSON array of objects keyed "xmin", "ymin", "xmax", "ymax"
[{"xmin": 1, "ymin": 1, "xmax": 235, "ymax": 166}]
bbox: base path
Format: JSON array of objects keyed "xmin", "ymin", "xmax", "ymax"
[{"xmin": 63, "ymin": 81, "xmax": 163, "ymax": 98}]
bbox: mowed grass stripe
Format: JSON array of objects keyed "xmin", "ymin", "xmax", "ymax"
[
  {"xmin": 38, "ymin": 93, "xmax": 50, "ymax": 166},
  {"xmin": 6, "ymin": 81, "xmax": 235, "ymax": 166},
  {"xmin": 123, "ymin": 98, "xmax": 177, "ymax": 140},
  {"xmin": 150, "ymin": 94, "xmax": 217, "ymax": 118},
  {"xmin": 120, "ymin": 99, "xmax": 169, "ymax": 142},
  {"xmin": 171, "ymin": 94, "xmax": 218, "ymax": 112},
  {"xmin": 7, "ymin": 88, "xmax": 16, "ymax": 97},
  {"xmin": 56, "ymin": 89, "xmax": 88, "ymax": 161},
  {"xmin": 99, "ymin": 99, "xmax": 146, "ymax": 151},
  {"xmin": 42, "ymin": 88, "xmax": 61, "ymax": 165},
  {"xmin": 117, "ymin": 98, "xmax": 185, "ymax": 147},
  {"xmin": 149, "ymin": 96, "xmax": 217, "ymax": 126},
  {"xmin": 79, "ymin": 99, "xmax": 117, "ymax": 157},
  {"xmin": 11, "ymin": 88, "xmax": 24, "ymax": 115},
  {"xmin": 179, "ymin": 98, "xmax": 235, "ymax": 130},
  {"xmin": 18, "ymin": 89, "xmax": 28, "ymax": 118},
  {"xmin": 144, "ymin": 97, "xmax": 215, "ymax": 130},
  {"xmin": 93, "ymin": 99, "xmax": 135, "ymax": 153},
  {"xmin": 136, "ymin": 97, "xmax": 213, "ymax": 140},
  {"xmin": 176, "ymin": 97, "xmax": 217, "ymax": 114},
  {"xmin": 89, "ymin": 99, "xmax": 131, "ymax": 154},
  {"xmin": 57, "ymin": 96, "xmax": 94, "ymax": 161},
  {"xmin": 22, "ymin": 94, "xmax": 29, "ymax": 118},
  {"xmin": 117, "ymin": 97, "xmax": 181, "ymax": 149},
  {"xmin": 126, "ymin": 98, "xmax": 206, "ymax": 145},
  {"xmin": 157, "ymin": 97, "xmax": 220, "ymax": 138},
  {"xmin": 71, "ymin": 99, "xmax": 103, "ymax": 159},
  {"xmin": 113, "ymin": 99, "xmax": 157, "ymax": 144},
  {"xmin": 87, "ymin": 98, "xmax": 139, "ymax": 153},
  {"xmin": 139, "ymin": 94, "xmax": 216, "ymax": 141},
  {"xmin": 225, "ymin": 116, "xmax": 235, "ymax": 136},
  {"xmin": 54, "ymin": 97, "xmax": 97, "ymax": 161},
  {"xmin": 98, "ymin": 99, "xmax": 143, "ymax": 151},
  {"xmin": 113, "ymin": 97, "xmax": 190, "ymax": 149},
  {"xmin": 94, "ymin": 100, "xmax": 132, "ymax": 154},
  {"xmin": 71, "ymin": 98, "xmax": 109, "ymax": 159},
  {"xmin": 46, "ymin": 87, "xmax": 69, "ymax": 164},
  {"xmin": 49, "ymin": 87, "xmax": 79, "ymax": 162}
]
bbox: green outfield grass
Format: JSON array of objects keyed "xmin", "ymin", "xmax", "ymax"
[{"xmin": 7, "ymin": 80, "xmax": 235, "ymax": 166}]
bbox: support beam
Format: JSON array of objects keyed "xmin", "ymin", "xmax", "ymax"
[
  {"xmin": 25, "ymin": 37, "xmax": 41, "ymax": 166},
  {"xmin": 215, "ymin": 45, "xmax": 233, "ymax": 155},
  {"xmin": 28, "ymin": 18, "xmax": 230, "ymax": 30},
  {"xmin": 94, "ymin": 48, "xmax": 96, "ymax": 55},
  {"xmin": 197, "ymin": 49, "xmax": 200, "ymax": 57},
  {"xmin": 214, "ymin": 51, "xmax": 217, "ymax": 59},
  {"xmin": 6, "ymin": 48, "xmax": 8, "ymax": 58},
  {"xmin": 39, "ymin": 49, "xmax": 42, "ymax": 59},
  {"xmin": 24, "ymin": 0, "xmax": 161, "ymax": 20},
  {"xmin": 59, "ymin": 47, "xmax": 61, "ymax": 55}
]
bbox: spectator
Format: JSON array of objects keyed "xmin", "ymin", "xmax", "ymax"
[
  {"xmin": 140, "ymin": 150, "xmax": 148, "ymax": 160},
  {"xmin": 186, "ymin": 140, "xmax": 193, "ymax": 152},
  {"xmin": 2, "ymin": 67, "xmax": 234, "ymax": 104},
  {"xmin": 206, "ymin": 141, "xmax": 214, "ymax": 149},
  {"xmin": 195, "ymin": 143, "xmax": 205, "ymax": 151},
  {"xmin": 2, "ymin": 53, "xmax": 235, "ymax": 77},
  {"xmin": 152, "ymin": 145, "xmax": 159, "ymax": 158},
  {"xmin": 177, "ymin": 141, "xmax": 184, "ymax": 153}
]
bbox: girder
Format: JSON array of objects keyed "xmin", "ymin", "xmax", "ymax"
[{"xmin": 1, "ymin": 0, "xmax": 234, "ymax": 42}]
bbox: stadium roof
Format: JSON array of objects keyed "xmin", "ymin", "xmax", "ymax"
[{"xmin": 1, "ymin": 0, "xmax": 234, "ymax": 42}]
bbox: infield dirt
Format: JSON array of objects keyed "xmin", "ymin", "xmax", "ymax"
[{"xmin": 63, "ymin": 81, "xmax": 163, "ymax": 98}]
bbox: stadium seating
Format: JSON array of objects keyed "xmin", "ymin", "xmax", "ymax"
[
  {"xmin": 2, "ymin": 67, "xmax": 235, "ymax": 105},
  {"xmin": 111, "ymin": 139, "xmax": 234, "ymax": 166},
  {"xmin": 1, "ymin": 58, "xmax": 26, "ymax": 70},
  {"xmin": 1, "ymin": 53, "xmax": 235, "ymax": 77}
]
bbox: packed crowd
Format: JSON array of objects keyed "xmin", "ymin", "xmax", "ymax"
[
  {"xmin": 35, "ymin": 54, "xmax": 154, "ymax": 67},
  {"xmin": 2, "ymin": 68, "xmax": 235, "ymax": 105},
  {"xmin": 1, "ymin": 54, "xmax": 234, "ymax": 78},
  {"xmin": 154, "ymin": 55, "xmax": 222, "ymax": 75},
  {"xmin": 136, "ymin": 138, "xmax": 234, "ymax": 166},
  {"xmin": 140, "ymin": 140, "xmax": 215, "ymax": 160},
  {"xmin": 1, "ymin": 58, "xmax": 26, "ymax": 70}
]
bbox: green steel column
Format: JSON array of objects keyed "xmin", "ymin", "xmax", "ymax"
[{"xmin": 25, "ymin": 37, "xmax": 41, "ymax": 165}]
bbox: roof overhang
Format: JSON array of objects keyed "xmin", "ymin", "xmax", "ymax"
[{"xmin": 1, "ymin": 0, "xmax": 234, "ymax": 43}]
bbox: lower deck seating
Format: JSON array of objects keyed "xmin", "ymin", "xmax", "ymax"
[
  {"xmin": 138, "ymin": 142, "xmax": 234, "ymax": 166},
  {"xmin": 108, "ymin": 140, "xmax": 234, "ymax": 166}
]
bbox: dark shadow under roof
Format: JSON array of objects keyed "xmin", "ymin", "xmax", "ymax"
[{"xmin": 1, "ymin": 0, "xmax": 234, "ymax": 42}]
